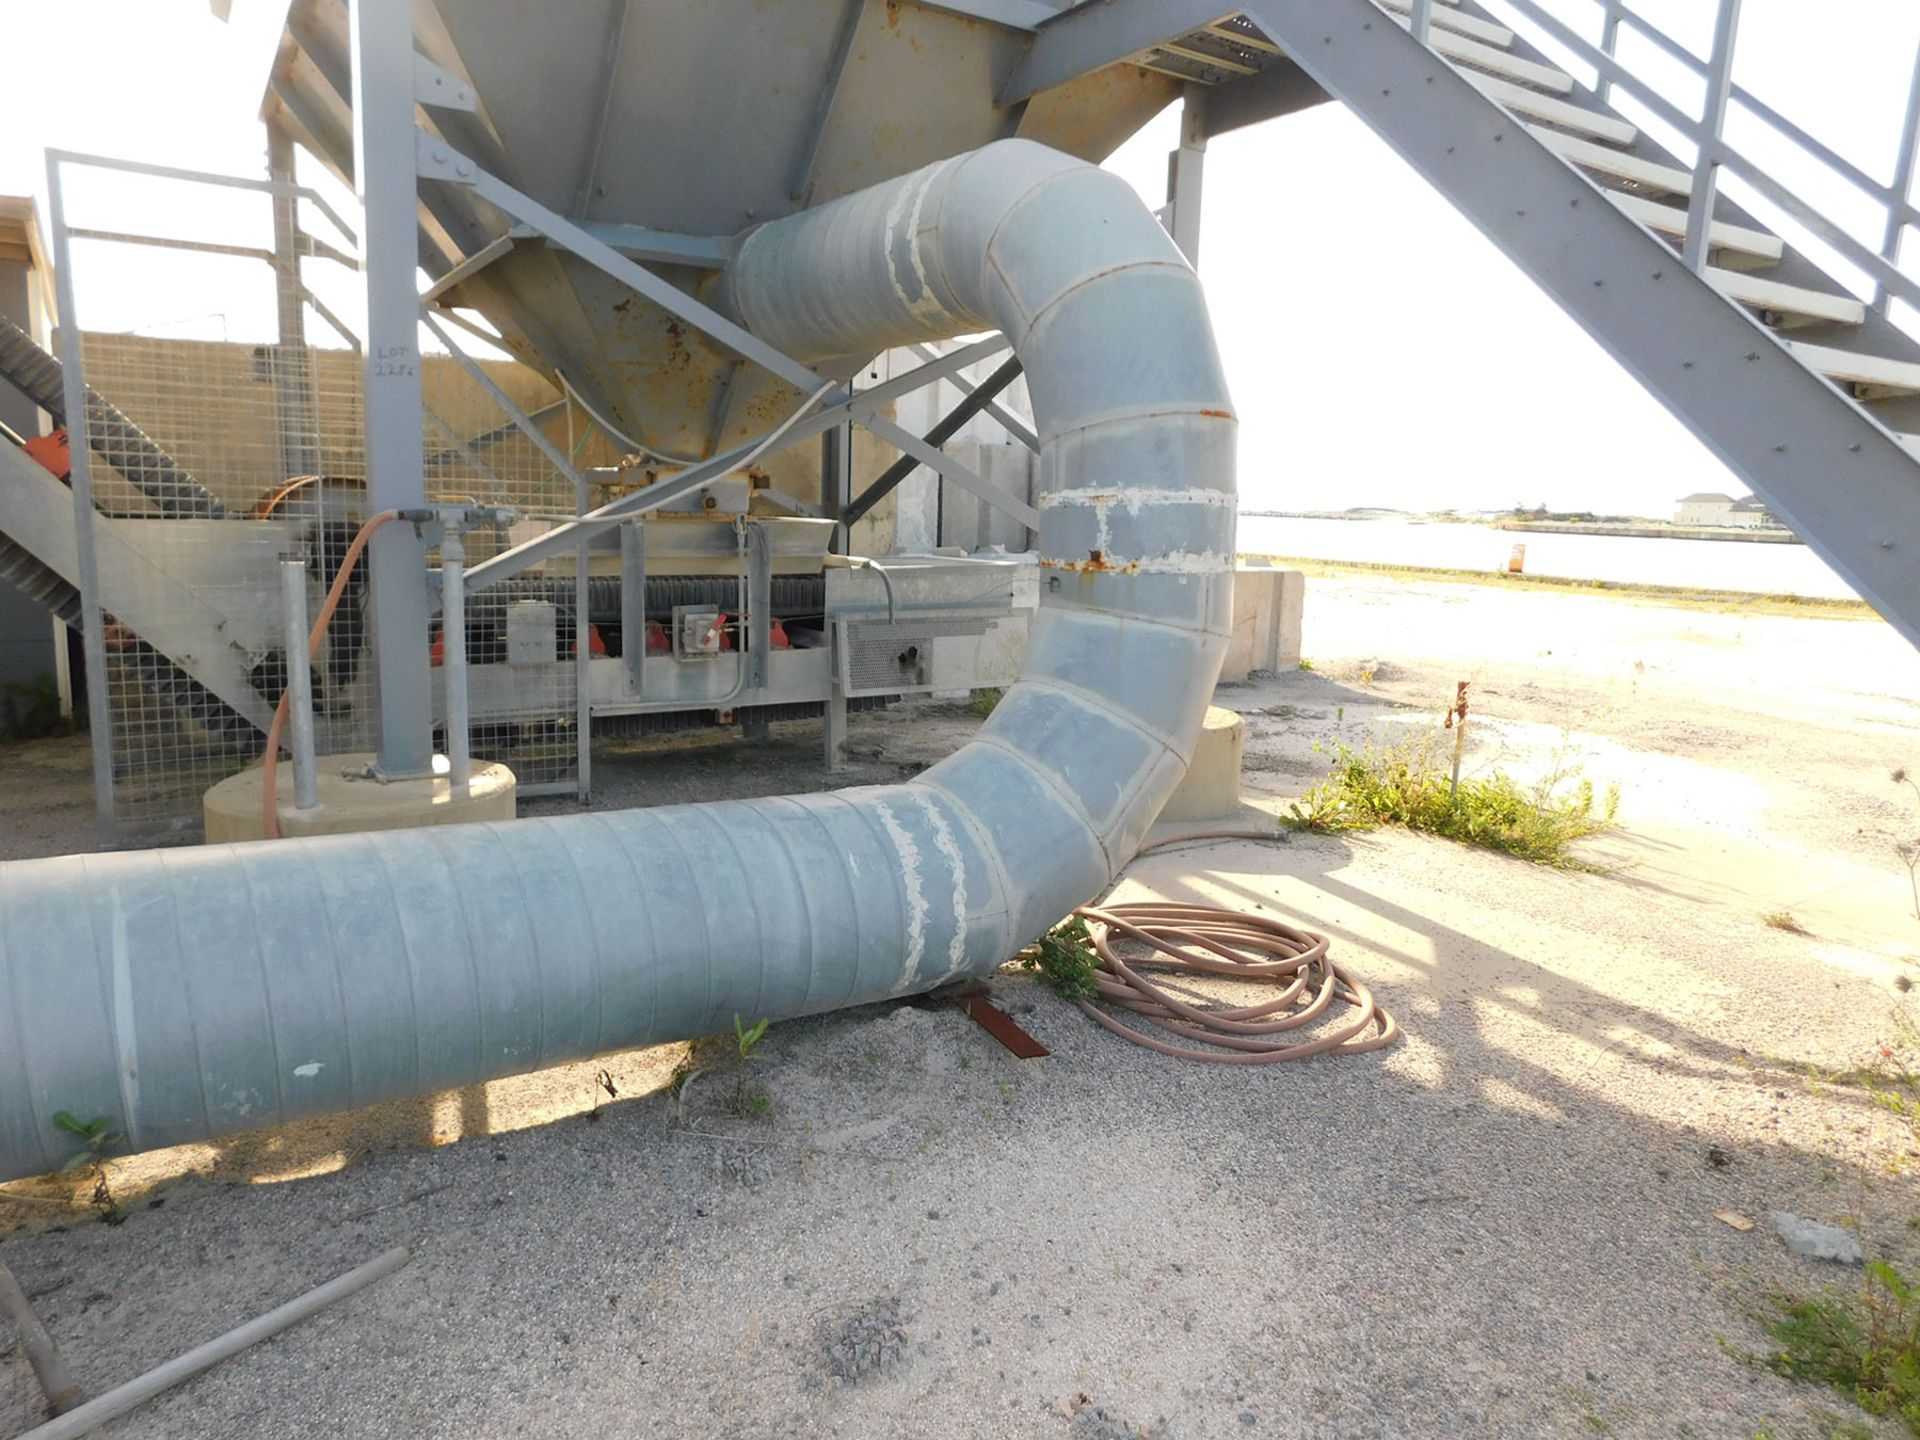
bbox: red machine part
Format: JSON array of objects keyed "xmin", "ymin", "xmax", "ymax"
[{"xmin": 22, "ymin": 429, "xmax": 70, "ymax": 481}]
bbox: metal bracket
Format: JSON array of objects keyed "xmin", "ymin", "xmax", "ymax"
[
  {"xmin": 416, "ymin": 133, "xmax": 478, "ymax": 184},
  {"xmin": 413, "ymin": 54, "xmax": 476, "ymax": 111}
]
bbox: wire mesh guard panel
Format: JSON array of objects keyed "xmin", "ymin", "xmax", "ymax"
[
  {"xmin": 53, "ymin": 164, "xmax": 370, "ymax": 843},
  {"xmin": 51, "ymin": 161, "xmax": 596, "ymax": 840},
  {"xmin": 417, "ymin": 333, "xmax": 608, "ymax": 796}
]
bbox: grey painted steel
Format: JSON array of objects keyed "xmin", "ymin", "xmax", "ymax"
[
  {"xmin": 0, "ymin": 140, "xmax": 1231, "ymax": 1181},
  {"xmin": 1167, "ymin": 86, "xmax": 1208, "ymax": 266},
  {"xmin": 1879, "ymin": 36, "xmax": 1920, "ymax": 315},
  {"xmin": 461, "ymin": 336, "xmax": 1010, "ymax": 589},
  {"xmin": 268, "ymin": 125, "xmax": 321, "ymax": 482},
  {"xmin": 45, "ymin": 156, "xmax": 118, "ymax": 842},
  {"xmin": 842, "ymin": 356, "xmax": 1025, "ymax": 527},
  {"xmin": 350, "ymin": 0, "xmax": 434, "ymax": 778},
  {"xmin": 1001, "ymin": 0, "xmax": 1237, "ymax": 104},
  {"xmin": 1496, "ymin": 0, "xmax": 1920, "ymax": 315},
  {"xmin": 1242, "ymin": 0, "xmax": 1920, "ymax": 648},
  {"xmin": 1681, "ymin": 0, "xmax": 1742, "ymax": 275},
  {"xmin": 908, "ymin": 343, "xmax": 1040, "ymax": 450},
  {"xmin": 280, "ymin": 557, "xmax": 320, "ymax": 811},
  {"xmin": 439, "ymin": 529, "xmax": 471, "ymax": 789},
  {"xmin": 1197, "ymin": 56, "xmax": 1328, "ymax": 138}
]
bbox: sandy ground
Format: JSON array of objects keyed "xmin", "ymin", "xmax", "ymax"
[{"xmin": 3, "ymin": 574, "xmax": 1920, "ymax": 1439}]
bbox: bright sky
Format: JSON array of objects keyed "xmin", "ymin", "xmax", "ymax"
[{"xmin": 4, "ymin": 0, "xmax": 1917, "ymax": 519}]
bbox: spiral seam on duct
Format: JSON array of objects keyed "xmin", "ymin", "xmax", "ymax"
[{"xmin": 0, "ymin": 140, "xmax": 1233, "ymax": 1180}]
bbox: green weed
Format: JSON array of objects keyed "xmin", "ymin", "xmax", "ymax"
[
  {"xmin": 967, "ymin": 687, "xmax": 1003, "ymax": 718},
  {"xmin": 1289, "ymin": 734, "xmax": 1618, "ymax": 867},
  {"xmin": 52, "ymin": 1111, "xmax": 123, "ymax": 1224},
  {"xmin": 1765, "ymin": 1262, "xmax": 1920, "ymax": 1433},
  {"xmin": 734, "ymin": 1013, "xmax": 770, "ymax": 1063},
  {"xmin": 1019, "ymin": 915, "xmax": 1100, "ymax": 1001}
]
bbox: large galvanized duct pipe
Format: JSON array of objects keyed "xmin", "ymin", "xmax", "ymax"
[{"xmin": 0, "ymin": 141, "xmax": 1232, "ymax": 1181}]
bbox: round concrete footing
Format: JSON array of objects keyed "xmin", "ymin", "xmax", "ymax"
[
  {"xmin": 1159, "ymin": 705, "xmax": 1244, "ymax": 822},
  {"xmin": 204, "ymin": 753, "xmax": 517, "ymax": 843}
]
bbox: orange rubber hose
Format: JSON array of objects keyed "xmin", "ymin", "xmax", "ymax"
[{"xmin": 260, "ymin": 510, "xmax": 400, "ymax": 840}]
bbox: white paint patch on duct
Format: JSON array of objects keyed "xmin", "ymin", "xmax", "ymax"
[{"xmin": 0, "ymin": 140, "xmax": 1233, "ymax": 1181}]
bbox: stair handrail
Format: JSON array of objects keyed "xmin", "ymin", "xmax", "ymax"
[{"xmin": 1455, "ymin": 0, "xmax": 1920, "ymax": 320}]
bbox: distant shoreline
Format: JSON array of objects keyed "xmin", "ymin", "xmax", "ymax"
[
  {"xmin": 1494, "ymin": 519, "xmax": 1801, "ymax": 545},
  {"xmin": 1239, "ymin": 510, "xmax": 1803, "ymax": 544},
  {"xmin": 1236, "ymin": 552, "xmax": 1877, "ymax": 622}
]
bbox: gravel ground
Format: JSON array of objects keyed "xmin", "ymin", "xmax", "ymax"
[{"xmin": 3, "ymin": 574, "xmax": 1919, "ymax": 1439}]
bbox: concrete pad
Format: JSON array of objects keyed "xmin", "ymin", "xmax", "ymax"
[
  {"xmin": 203, "ymin": 751, "xmax": 516, "ymax": 842},
  {"xmin": 1158, "ymin": 704, "xmax": 1243, "ymax": 821}
]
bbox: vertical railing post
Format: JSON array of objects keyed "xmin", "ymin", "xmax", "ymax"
[
  {"xmin": 1683, "ymin": 0, "xmax": 1744, "ymax": 274},
  {"xmin": 45, "ymin": 155, "xmax": 119, "ymax": 841},
  {"xmin": 349, "ymin": 0, "xmax": 435, "ymax": 778},
  {"xmin": 438, "ymin": 526, "xmax": 471, "ymax": 791},
  {"xmin": 1878, "ymin": 33, "xmax": 1920, "ymax": 314},
  {"xmin": 1409, "ymin": 0, "xmax": 1435, "ymax": 45},
  {"xmin": 1596, "ymin": 3, "xmax": 1622, "ymax": 106},
  {"xmin": 267, "ymin": 124, "xmax": 319, "ymax": 483},
  {"xmin": 280, "ymin": 555, "xmax": 320, "ymax": 811}
]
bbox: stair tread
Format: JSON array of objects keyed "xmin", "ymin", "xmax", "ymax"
[
  {"xmin": 1425, "ymin": 28, "xmax": 1574, "ymax": 93},
  {"xmin": 1706, "ymin": 268, "xmax": 1866, "ymax": 326},
  {"xmin": 1466, "ymin": 71, "xmax": 1636, "ymax": 145},
  {"xmin": 1377, "ymin": 0, "xmax": 1514, "ymax": 47},
  {"xmin": 1790, "ymin": 341, "xmax": 1920, "ymax": 394},
  {"xmin": 1529, "ymin": 125, "xmax": 1691, "ymax": 195},
  {"xmin": 1605, "ymin": 192, "xmax": 1784, "ymax": 262}
]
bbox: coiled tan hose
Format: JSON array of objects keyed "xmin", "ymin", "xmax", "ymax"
[{"xmin": 1060, "ymin": 832, "xmax": 1398, "ymax": 1063}]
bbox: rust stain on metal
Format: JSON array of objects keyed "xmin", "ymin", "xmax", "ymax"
[
  {"xmin": 1039, "ymin": 550, "xmax": 1139, "ymax": 576},
  {"xmin": 1199, "ymin": 408, "xmax": 1234, "ymax": 419}
]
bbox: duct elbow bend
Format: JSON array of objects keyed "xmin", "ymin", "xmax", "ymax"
[
  {"xmin": 0, "ymin": 142, "xmax": 1233, "ymax": 1184},
  {"xmin": 728, "ymin": 139, "xmax": 1238, "ymax": 937}
]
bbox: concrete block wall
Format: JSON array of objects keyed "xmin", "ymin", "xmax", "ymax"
[{"xmin": 1219, "ymin": 564, "xmax": 1304, "ymax": 682}]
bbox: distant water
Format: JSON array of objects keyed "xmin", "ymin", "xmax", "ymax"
[{"xmin": 1235, "ymin": 515, "xmax": 1861, "ymax": 602}]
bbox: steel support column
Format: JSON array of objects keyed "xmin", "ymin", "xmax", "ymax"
[
  {"xmin": 1167, "ymin": 86, "xmax": 1208, "ymax": 266},
  {"xmin": 268, "ymin": 124, "xmax": 319, "ymax": 480},
  {"xmin": 350, "ymin": 0, "xmax": 434, "ymax": 777}
]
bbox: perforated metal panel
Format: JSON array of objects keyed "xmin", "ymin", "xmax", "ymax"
[{"xmin": 841, "ymin": 616, "xmax": 992, "ymax": 696}]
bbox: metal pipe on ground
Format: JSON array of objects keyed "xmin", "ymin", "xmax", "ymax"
[
  {"xmin": 15, "ymin": 1247, "xmax": 409, "ymax": 1440},
  {"xmin": 0, "ymin": 1257, "xmax": 81, "ymax": 1416},
  {"xmin": 0, "ymin": 140, "xmax": 1233, "ymax": 1182}
]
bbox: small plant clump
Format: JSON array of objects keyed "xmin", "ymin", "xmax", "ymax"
[
  {"xmin": 734, "ymin": 1013, "xmax": 770, "ymax": 1063},
  {"xmin": 1761, "ymin": 1009, "xmax": 1920, "ymax": 1432},
  {"xmin": 1019, "ymin": 915, "xmax": 1100, "ymax": 1001},
  {"xmin": 1289, "ymin": 737, "xmax": 1618, "ymax": 867},
  {"xmin": 1765, "ymin": 910, "xmax": 1811, "ymax": 935},
  {"xmin": 966, "ymin": 687, "xmax": 1003, "ymax": 719},
  {"xmin": 52, "ymin": 1111, "xmax": 123, "ymax": 1225},
  {"xmin": 1764, "ymin": 1261, "xmax": 1920, "ymax": 1433}
]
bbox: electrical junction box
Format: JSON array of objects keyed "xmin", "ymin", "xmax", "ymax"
[
  {"xmin": 505, "ymin": 600, "xmax": 557, "ymax": 665},
  {"xmin": 673, "ymin": 604, "xmax": 724, "ymax": 659}
]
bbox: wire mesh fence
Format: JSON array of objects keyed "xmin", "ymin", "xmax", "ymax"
[{"xmin": 44, "ymin": 154, "xmax": 595, "ymax": 843}]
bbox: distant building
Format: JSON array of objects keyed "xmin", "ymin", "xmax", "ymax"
[{"xmin": 1674, "ymin": 491, "xmax": 1779, "ymax": 529}]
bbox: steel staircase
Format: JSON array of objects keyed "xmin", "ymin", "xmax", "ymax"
[
  {"xmin": 0, "ymin": 317, "xmax": 264, "ymax": 743},
  {"xmin": 1183, "ymin": 0, "xmax": 1920, "ymax": 648}
]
